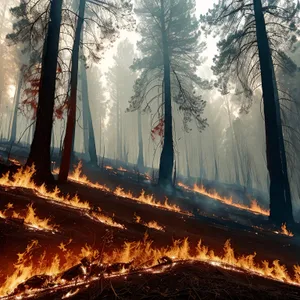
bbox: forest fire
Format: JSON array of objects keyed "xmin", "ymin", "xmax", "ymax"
[
  {"xmin": 134, "ymin": 213, "xmax": 165, "ymax": 231},
  {"xmin": 0, "ymin": 166, "xmax": 90, "ymax": 210},
  {"xmin": 1, "ymin": 235, "xmax": 300, "ymax": 298},
  {"xmin": 0, "ymin": 166, "xmax": 125, "ymax": 230},
  {"xmin": 114, "ymin": 187, "xmax": 190, "ymax": 215},
  {"xmin": 178, "ymin": 183, "xmax": 269, "ymax": 216},
  {"xmin": 68, "ymin": 162, "xmax": 110, "ymax": 192},
  {"xmin": 67, "ymin": 162, "xmax": 191, "ymax": 216},
  {"xmin": 0, "ymin": 203, "xmax": 59, "ymax": 233}
]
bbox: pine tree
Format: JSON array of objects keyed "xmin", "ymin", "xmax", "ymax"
[
  {"xmin": 202, "ymin": 0, "xmax": 299, "ymax": 224},
  {"xmin": 130, "ymin": 0, "xmax": 209, "ymax": 188}
]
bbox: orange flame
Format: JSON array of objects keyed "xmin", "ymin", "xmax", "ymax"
[
  {"xmin": 178, "ymin": 183, "xmax": 269, "ymax": 216},
  {"xmin": 0, "ymin": 203, "xmax": 59, "ymax": 232},
  {"xmin": 280, "ymin": 223, "xmax": 294, "ymax": 237},
  {"xmin": 88, "ymin": 208, "xmax": 125, "ymax": 230},
  {"xmin": 0, "ymin": 165, "xmax": 90, "ymax": 210},
  {"xmin": 1, "ymin": 235, "xmax": 300, "ymax": 296},
  {"xmin": 0, "ymin": 166, "xmax": 125, "ymax": 230},
  {"xmin": 67, "ymin": 163, "xmax": 191, "ymax": 216},
  {"xmin": 134, "ymin": 213, "xmax": 165, "ymax": 231}
]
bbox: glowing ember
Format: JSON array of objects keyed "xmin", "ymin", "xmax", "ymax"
[
  {"xmin": 178, "ymin": 183, "xmax": 269, "ymax": 216},
  {"xmin": 134, "ymin": 213, "xmax": 165, "ymax": 231},
  {"xmin": 1, "ymin": 235, "xmax": 300, "ymax": 297},
  {"xmin": 8, "ymin": 158, "xmax": 22, "ymax": 166},
  {"xmin": 0, "ymin": 203, "xmax": 59, "ymax": 232}
]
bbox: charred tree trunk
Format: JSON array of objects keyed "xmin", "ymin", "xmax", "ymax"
[
  {"xmin": 81, "ymin": 60, "xmax": 97, "ymax": 165},
  {"xmin": 158, "ymin": 0, "xmax": 174, "ymax": 187},
  {"xmin": 26, "ymin": 0, "xmax": 62, "ymax": 183},
  {"xmin": 253, "ymin": 0, "xmax": 294, "ymax": 224},
  {"xmin": 59, "ymin": 0, "xmax": 86, "ymax": 182},
  {"xmin": 137, "ymin": 108, "xmax": 144, "ymax": 169},
  {"xmin": 9, "ymin": 70, "xmax": 23, "ymax": 143}
]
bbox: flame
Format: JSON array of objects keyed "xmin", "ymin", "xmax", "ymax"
[
  {"xmin": 1, "ymin": 235, "xmax": 300, "ymax": 296},
  {"xmin": 178, "ymin": 183, "xmax": 269, "ymax": 216},
  {"xmin": 68, "ymin": 162, "xmax": 110, "ymax": 192},
  {"xmin": 280, "ymin": 223, "xmax": 294, "ymax": 237},
  {"xmin": 67, "ymin": 163, "xmax": 191, "ymax": 216},
  {"xmin": 105, "ymin": 165, "xmax": 113, "ymax": 170},
  {"xmin": 0, "ymin": 166, "xmax": 126, "ymax": 230},
  {"xmin": 0, "ymin": 165, "xmax": 90, "ymax": 210},
  {"xmin": 117, "ymin": 167, "xmax": 127, "ymax": 172},
  {"xmin": 134, "ymin": 213, "xmax": 165, "ymax": 231},
  {"xmin": 0, "ymin": 203, "xmax": 59, "ymax": 232},
  {"xmin": 114, "ymin": 187, "xmax": 190, "ymax": 215},
  {"xmin": 88, "ymin": 208, "xmax": 125, "ymax": 230}
]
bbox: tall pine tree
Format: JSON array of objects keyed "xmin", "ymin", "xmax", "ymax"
[{"xmin": 130, "ymin": 0, "xmax": 209, "ymax": 187}]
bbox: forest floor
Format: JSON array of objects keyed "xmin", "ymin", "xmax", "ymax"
[{"xmin": 0, "ymin": 158, "xmax": 300, "ymax": 299}]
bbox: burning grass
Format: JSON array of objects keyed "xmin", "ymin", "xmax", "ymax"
[
  {"xmin": 178, "ymin": 182, "xmax": 269, "ymax": 216},
  {"xmin": 66, "ymin": 162, "xmax": 191, "ymax": 216},
  {"xmin": 133, "ymin": 213, "xmax": 165, "ymax": 231},
  {"xmin": 0, "ymin": 166, "xmax": 90, "ymax": 210},
  {"xmin": 0, "ymin": 166, "xmax": 125, "ymax": 230},
  {"xmin": 1, "ymin": 234, "xmax": 300, "ymax": 297},
  {"xmin": 0, "ymin": 203, "xmax": 59, "ymax": 233}
]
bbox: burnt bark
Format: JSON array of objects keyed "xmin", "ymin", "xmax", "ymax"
[
  {"xmin": 253, "ymin": 0, "xmax": 294, "ymax": 224},
  {"xmin": 158, "ymin": 0, "xmax": 174, "ymax": 187},
  {"xmin": 26, "ymin": 0, "xmax": 63, "ymax": 183},
  {"xmin": 59, "ymin": 0, "xmax": 86, "ymax": 182}
]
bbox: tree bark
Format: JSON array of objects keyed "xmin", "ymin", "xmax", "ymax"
[
  {"xmin": 137, "ymin": 108, "xmax": 144, "ymax": 169},
  {"xmin": 26, "ymin": 0, "xmax": 63, "ymax": 183},
  {"xmin": 253, "ymin": 0, "xmax": 294, "ymax": 224},
  {"xmin": 158, "ymin": 0, "xmax": 174, "ymax": 187},
  {"xmin": 59, "ymin": 0, "xmax": 86, "ymax": 182}
]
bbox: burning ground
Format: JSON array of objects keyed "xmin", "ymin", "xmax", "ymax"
[{"xmin": 0, "ymin": 161, "xmax": 300, "ymax": 299}]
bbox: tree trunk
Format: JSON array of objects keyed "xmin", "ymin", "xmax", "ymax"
[
  {"xmin": 158, "ymin": 0, "xmax": 174, "ymax": 187},
  {"xmin": 81, "ymin": 60, "xmax": 97, "ymax": 165},
  {"xmin": 137, "ymin": 108, "xmax": 144, "ymax": 169},
  {"xmin": 253, "ymin": 0, "xmax": 294, "ymax": 224},
  {"xmin": 59, "ymin": 0, "xmax": 86, "ymax": 182},
  {"xmin": 26, "ymin": 0, "xmax": 62, "ymax": 183},
  {"xmin": 9, "ymin": 70, "xmax": 22, "ymax": 143}
]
